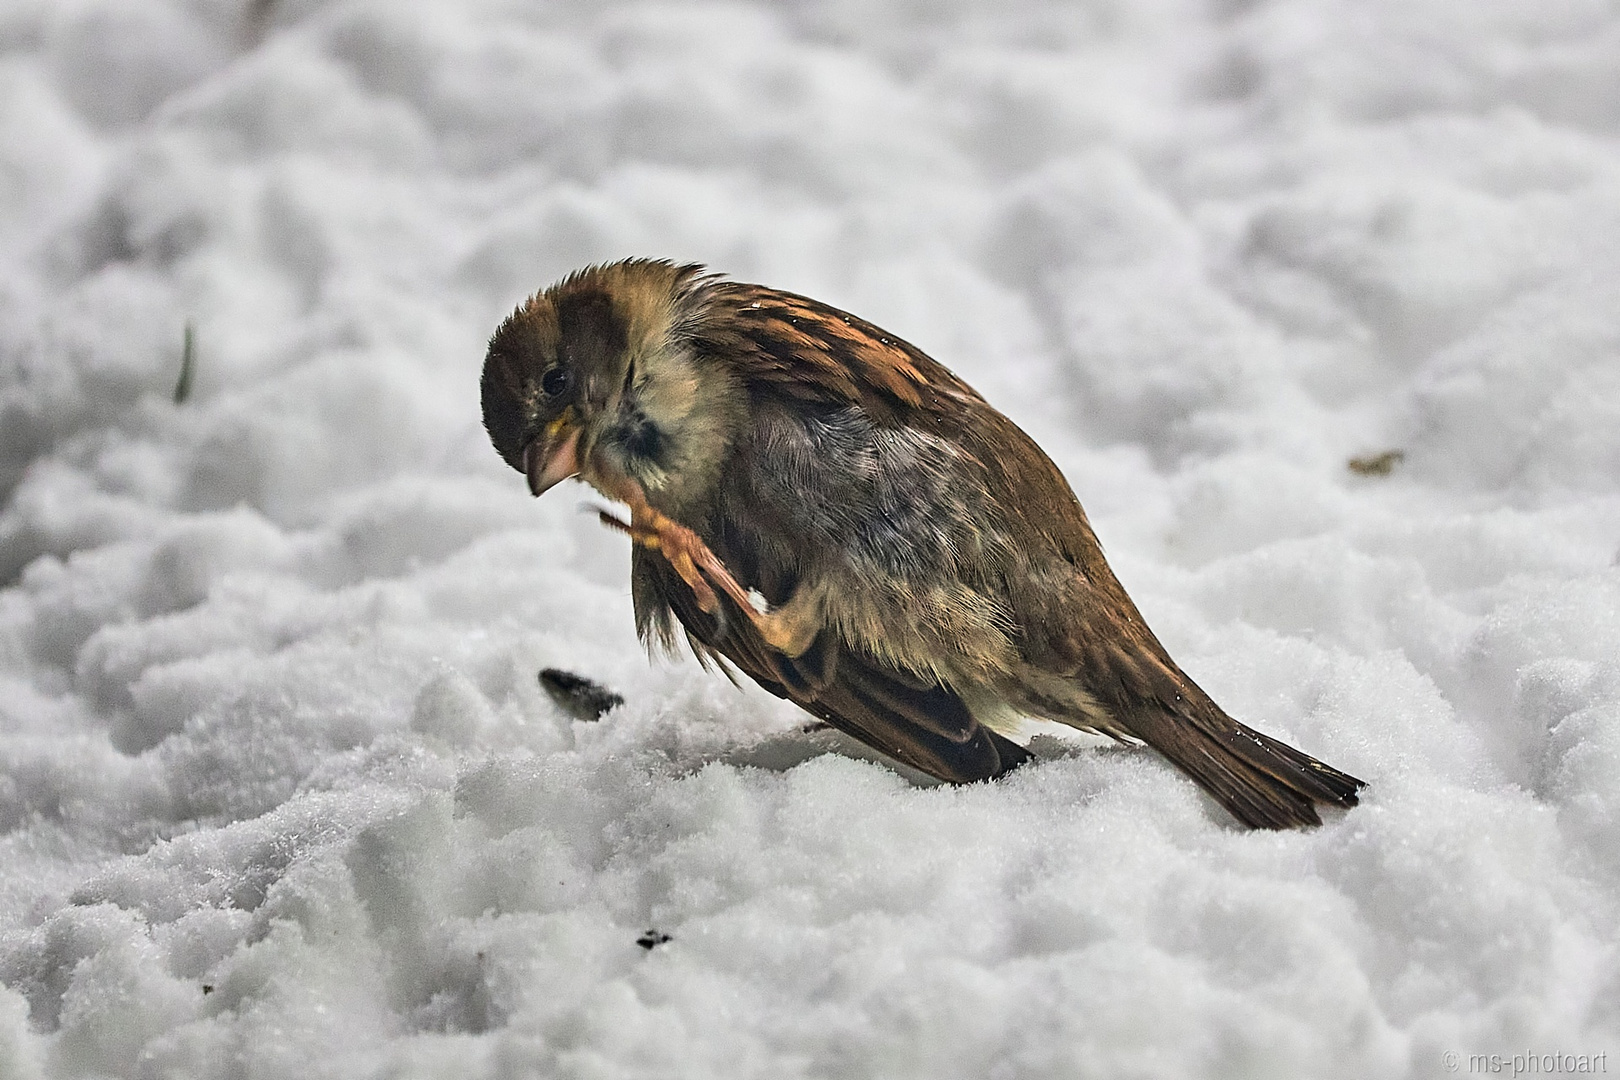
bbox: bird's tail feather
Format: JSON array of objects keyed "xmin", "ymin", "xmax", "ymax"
[{"xmin": 1126, "ymin": 704, "xmax": 1364, "ymax": 829}]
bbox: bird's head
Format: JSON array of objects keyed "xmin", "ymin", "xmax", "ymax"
[{"xmin": 481, "ymin": 259, "xmax": 743, "ymax": 508}]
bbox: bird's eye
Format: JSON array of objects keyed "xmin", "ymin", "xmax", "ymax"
[{"xmin": 540, "ymin": 366, "xmax": 571, "ymax": 398}]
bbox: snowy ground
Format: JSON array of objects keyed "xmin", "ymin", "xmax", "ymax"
[{"xmin": 1, "ymin": 0, "xmax": 1618, "ymax": 1077}]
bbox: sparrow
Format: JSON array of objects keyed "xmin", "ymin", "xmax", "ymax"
[{"xmin": 481, "ymin": 259, "xmax": 1365, "ymax": 828}]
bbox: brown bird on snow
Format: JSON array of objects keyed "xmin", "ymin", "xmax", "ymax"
[{"xmin": 481, "ymin": 259, "xmax": 1364, "ymax": 828}]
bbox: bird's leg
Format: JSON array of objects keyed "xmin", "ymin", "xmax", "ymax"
[
  {"xmin": 590, "ymin": 467, "xmax": 820, "ymax": 656},
  {"xmin": 597, "ymin": 502, "xmax": 749, "ymax": 616},
  {"xmin": 583, "ymin": 461, "xmax": 741, "ymax": 615},
  {"xmin": 598, "ymin": 505, "xmax": 822, "ymax": 655}
]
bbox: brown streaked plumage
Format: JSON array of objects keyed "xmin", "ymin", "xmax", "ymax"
[{"xmin": 482, "ymin": 258, "xmax": 1365, "ymax": 828}]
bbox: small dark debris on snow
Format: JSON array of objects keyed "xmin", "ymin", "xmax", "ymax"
[
  {"xmin": 1348, "ymin": 449, "xmax": 1404, "ymax": 476},
  {"xmin": 173, "ymin": 322, "xmax": 196, "ymax": 404},
  {"xmin": 636, "ymin": 930, "xmax": 672, "ymax": 950},
  {"xmin": 201, "ymin": 984, "xmax": 214, "ymax": 995},
  {"xmin": 540, "ymin": 668, "xmax": 624, "ymax": 720}
]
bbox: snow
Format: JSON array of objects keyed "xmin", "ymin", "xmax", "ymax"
[{"xmin": 1, "ymin": 0, "xmax": 1618, "ymax": 1076}]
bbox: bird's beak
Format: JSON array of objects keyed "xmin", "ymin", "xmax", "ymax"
[{"xmin": 523, "ymin": 414, "xmax": 582, "ymax": 497}]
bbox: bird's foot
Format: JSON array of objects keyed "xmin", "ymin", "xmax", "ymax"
[
  {"xmin": 597, "ymin": 504, "xmax": 754, "ymax": 617},
  {"xmin": 597, "ymin": 504, "xmax": 818, "ymax": 656}
]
